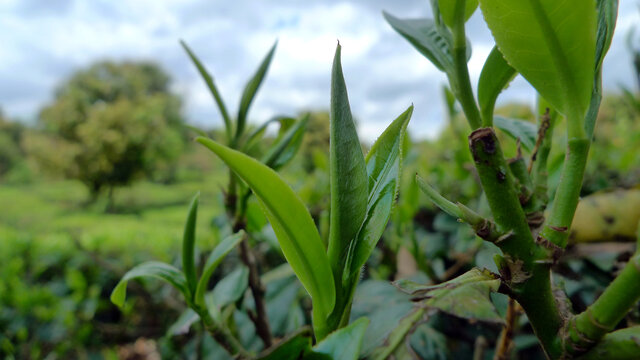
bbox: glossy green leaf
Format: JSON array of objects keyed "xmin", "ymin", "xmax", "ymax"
[
  {"xmin": 180, "ymin": 40, "xmax": 232, "ymax": 140},
  {"xmin": 212, "ymin": 265, "xmax": 249, "ymax": 307},
  {"xmin": 236, "ymin": 41, "xmax": 277, "ymax": 140},
  {"xmin": 257, "ymin": 327, "xmax": 314, "ymax": 360},
  {"xmin": 383, "ymin": 12, "xmax": 454, "ymax": 72},
  {"xmin": 110, "ymin": 261, "xmax": 188, "ymax": 308},
  {"xmin": 308, "ymin": 317, "xmax": 369, "ymax": 360},
  {"xmin": 585, "ymin": 0, "xmax": 619, "ymax": 137},
  {"xmin": 345, "ymin": 106, "xmax": 413, "ymax": 281},
  {"xmin": 327, "ymin": 43, "xmax": 368, "ymax": 284},
  {"xmin": 394, "ymin": 268, "xmax": 503, "ymax": 323},
  {"xmin": 438, "ymin": 0, "xmax": 478, "ymax": 28},
  {"xmin": 182, "ymin": 193, "xmax": 199, "ymax": 295},
  {"xmin": 262, "ymin": 114, "xmax": 309, "ymax": 170},
  {"xmin": 478, "ymin": 0, "xmax": 597, "ymax": 132},
  {"xmin": 195, "ymin": 232, "xmax": 244, "ymax": 306},
  {"xmin": 478, "ymin": 46, "xmax": 517, "ymax": 125},
  {"xmin": 196, "ymin": 136, "xmax": 335, "ymax": 325},
  {"xmin": 494, "ymin": 116, "xmax": 537, "ymax": 152}
]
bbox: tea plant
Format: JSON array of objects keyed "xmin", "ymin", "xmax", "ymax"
[{"xmin": 386, "ymin": 0, "xmax": 640, "ymax": 358}]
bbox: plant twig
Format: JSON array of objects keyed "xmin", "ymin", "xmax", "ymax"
[{"xmin": 494, "ymin": 298, "xmax": 519, "ymax": 360}]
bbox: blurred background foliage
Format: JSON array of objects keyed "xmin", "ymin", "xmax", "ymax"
[{"xmin": 0, "ymin": 40, "xmax": 639, "ymax": 359}]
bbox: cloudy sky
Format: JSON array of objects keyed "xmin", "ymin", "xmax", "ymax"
[{"xmin": 1, "ymin": 0, "xmax": 639, "ymax": 141}]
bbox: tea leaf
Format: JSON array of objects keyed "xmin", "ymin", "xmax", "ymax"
[
  {"xmin": 182, "ymin": 193, "xmax": 199, "ymax": 295},
  {"xmin": 346, "ymin": 106, "xmax": 413, "ymax": 281},
  {"xmin": 257, "ymin": 327, "xmax": 314, "ymax": 360},
  {"xmin": 493, "ymin": 116, "xmax": 537, "ymax": 152},
  {"xmin": 196, "ymin": 137, "xmax": 336, "ymax": 325},
  {"xmin": 236, "ymin": 41, "xmax": 277, "ymax": 140},
  {"xmin": 212, "ymin": 265, "xmax": 249, "ymax": 307},
  {"xmin": 438, "ymin": 0, "xmax": 478, "ymax": 28},
  {"xmin": 262, "ymin": 114, "xmax": 309, "ymax": 170},
  {"xmin": 327, "ymin": 44, "xmax": 368, "ymax": 284},
  {"xmin": 180, "ymin": 40, "xmax": 232, "ymax": 140},
  {"xmin": 394, "ymin": 268, "xmax": 503, "ymax": 323},
  {"xmin": 478, "ymin": 0, "xmax": 596, "ymax": 131},
  {"xmin": 477, "ymin": 46, "xmax": 517, "ymax": 125},
  {"xmin": 308, "ymin": 317, "xmax": 369, "ymax": 360},
  {"xmin": 383, "ymin": 12, "xmax": 454, "ymax": 72},
  {"xmin": 195, "ymin": 232, "xmax": 244, "ymax": 307},
  {"xmin": 244, "ymin": 116, "xmax": 295, "ymax": 152},
  {"xmin": 111, "ymin": 262, "xmax": 188, "ymax": 308}
]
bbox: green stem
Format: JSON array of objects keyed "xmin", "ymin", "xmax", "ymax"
[
  {"xmin": 564, "ymin": 252, "xmax": 640, "ymax": 355},
  {"xmin": 450, "ymin": 0, "xmax": 482, "ymax": 130},
  {"xmin": 197, "ymin": 306, "xmax": 252, "ymax": 359},
  {"xmin": 539, "ymin": 138, "xmax": 590, "ymax": 248}
]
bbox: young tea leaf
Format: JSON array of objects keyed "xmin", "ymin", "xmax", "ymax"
[
  {"xmin": 394, "ymin": 268, "xmax": 503, "ymax": 323},
  {"xmin": 195, "ymin": 231, "xmax": 244, "ymax": 307},
  {"xmin": 345, "ymin": 106, "xmax": 413, "ymax": 281},
  {"xmin": 477, "ymin": 46, "xmax": 517, "ymax": 126},
  {"xmin": 236, "ymin": 41, "xmax": 278, "ymax": 140},
  {"xmin": 111, "ymin": 261, "xmax": 189, "ymax": 308},
  {"xmin": 478, "ymin": 0, "xmax": 597, "ymax": 135},
  {"xmin": 196, "ymin": 137, "xmax": 336, "ymax": 326},
  {"xmin": 182, "ymin": 192, "xmax": 199, "ymax": 295},
  {"xmin": 211, "ymin": 265, "xmax": 249, "ymax": 308},
  {"xmin": 438, "ymin": 0, "xmax": 478, "ymax": 28},
  {"xmin": 180, "ymin": 40, "xmax": 232, "ymax": 140},
  {"xmin": 327, "ymin": 43, "xmax": 368, "ymax": 283}
]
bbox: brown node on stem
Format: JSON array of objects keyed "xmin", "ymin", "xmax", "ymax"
[{"xmin": 469, "ymin": 127, "xmax": 497, "ymax": 162}]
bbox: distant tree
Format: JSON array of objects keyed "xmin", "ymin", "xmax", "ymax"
[
  {"xmin": 0, "ymin": 110, "xmax": 24, "ymax": 178},
  {"xmin": 300, "ymin": 111, "xmax": 330, "ymax": 173},
  {"xmin": 25, "ymin": 61, "xmax": 186, "ymax": 207}
]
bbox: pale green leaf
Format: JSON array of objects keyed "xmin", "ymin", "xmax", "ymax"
[
  {"xmin": 236, "ymin": 41, "xmax": 277, "ymax": 140},
  {"xmin": 494, "ymin": 116, "xmax": 537, "ymax": 152},
  {"xmin": 195, "ymin": 232, "xmax": 244, "ymax": 306},
  {"xmin": 478, "ymin": 46, "xmax": 517, "ymax": 125},
  {"xmin": 196, "ymin": 137, "xmax": 336, "ymax": 325},
  {"xmin": 180, "ymin": 40, "xmax": 232, "ymax": 139},
  {"xmin": 383, "ymin": 12, "xmax": 454, "ymax": 72},
  {"xmin": 478, "ymin": 0, "xmax": 597, "ymax": 129},
  {"xmin": 110, "ymin": 261, "xmax": 188, "ymax": 308}
]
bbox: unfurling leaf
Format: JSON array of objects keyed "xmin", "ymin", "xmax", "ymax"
[
  {"xmin": 182, "ymin": 193, "xmax": 199, "ymax": 295},
  {"xmin": 262, "ymin": 114, "xmax": 309, "ymax": 170},
  {"xmin": 477, "ymin": 46, "xmax": 517, "ymax": 125},
  {"xmin": 394, "ymin": 268, "xmax": 503, "ymax": 323},
  {"xmin": 111, "ymin": 262, "xmax": 188, "ymax": 308}
]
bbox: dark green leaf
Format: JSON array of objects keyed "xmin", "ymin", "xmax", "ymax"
[
  {"xmin": 110, "ymin": 262, "xmax": 188, "ymax": 308},
  {"xmin": 195, "ymin": 232, "xmax": 244, "ymax": 306},
  {"xmin": 478, "ymin": 46, "xmax": 517, "ymax": 125},
  {"xmin": 182, "ymin": 193, "xmax": 199, "ymax": 295},
  {"xmin": 327, "ymin": 43, "xmax": 368, "ymax": 285},
  {"xmin": 369, "ymin": 309, "xmax": 425, "ymax": 360},
  {"xmin": 236, "ymin": 41, "xmax": 277, "ymax": 140},
  {"xmin": 180, "ymin": 40, "xmax": 233, "ymax": 140},
  {"xmin": 307, "ymin": 317, "xmax": 369, "ymax": 360},
  {"xmin": 438, "ymin": 0, "xmax": 478, "ymax": 28},
  {"xmin": 478, "ymin": 0, "xmax": 597, "ymax": 131},
  {"xmin": 212, "ymin": 265, "xmax": 249, "ymax": 307},
  {"xmin": 394, "ymin": 268, "xmax": 503, "ymax": 323},
  {"xmin": 383, "ymin": 12, "xmax": 454, "ymax": 72},
  {"xmin": 345, "ymin": 106, "xmax": 413, "ymax": 282},
  {"xmin": 493, "ymin": 116, "xmax": 537, "ymax": 152},
  {"xmin": 257, "ymin": 327, "xmax": 314, "ymax": 360},
  {"xmin": 262, "ymin": 114, "xmax": 309, "ymax": 170},
  {"xmin": 196, "ymin": 137, "xmax": 335, "ymax": 329}
]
